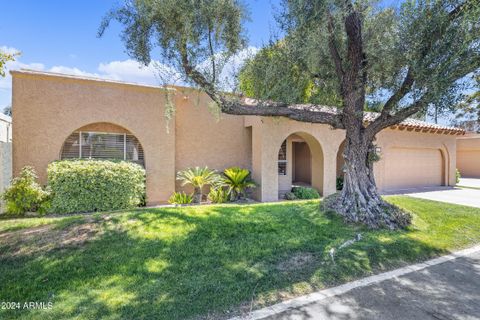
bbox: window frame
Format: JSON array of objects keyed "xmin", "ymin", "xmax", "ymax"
[{"xmin": 278, "ymin": 140, "xmax": 287, "ymax": 176}]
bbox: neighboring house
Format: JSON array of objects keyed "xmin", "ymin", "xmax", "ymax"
[
  {"xmin": 11, "ymin": 69, "xmax": 463, "ymax": 204},
  {"xmin": 0, "ymin": 113, "xmax": 12, "ymax": 204},
  {"xmin": 457, "ymin": 132, "xmax": 480, "ymax": 178}
]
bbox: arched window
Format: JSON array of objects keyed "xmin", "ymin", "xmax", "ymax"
[{"xmin": 61, "ymin": 130, "xmax": 145, "ymax": 167}]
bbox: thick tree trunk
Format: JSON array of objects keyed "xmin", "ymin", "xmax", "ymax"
[{"xmin": 325, "ymin": 135, "xmax": 411, "ymax": 229}]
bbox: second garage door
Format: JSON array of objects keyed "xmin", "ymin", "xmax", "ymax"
[
  {"xmin": 384, "ymin": 147, "xmax": 444, "ymax": 191},
  {"xmin": 457, "ymin": 150, "xmax": 480, "ymax": 177}
]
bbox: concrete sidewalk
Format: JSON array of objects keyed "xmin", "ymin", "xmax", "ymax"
[{"xmin": 233, "ymin": 246, "xmax": 480, "ymax": 320}]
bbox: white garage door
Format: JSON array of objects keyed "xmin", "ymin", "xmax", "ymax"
[{"xmin": 384, "ymin": 148, "xmax": 444, "ymax": 190}]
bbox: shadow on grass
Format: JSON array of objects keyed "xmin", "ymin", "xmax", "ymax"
[{"xmin": 0, "ymin": 200, "xmax": 448, "ymax": 320}]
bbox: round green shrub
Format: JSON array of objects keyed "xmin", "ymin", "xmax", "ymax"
[
  {"xmin": 48, "ymin": 160, "xmax": 146, "ymax": 214},
  {"xmin": 291, "ymin": 186, "xmax": 320, "ymax": 199},
  {"xmin": 284, "ymin": 192, "xmax": 297, "ymax": 200},
  {"xmin": 2, "ymin": 166, "xmax": 50, "ymax": 215}
]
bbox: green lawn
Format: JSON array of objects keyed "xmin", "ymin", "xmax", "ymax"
[{"xmin": 1, "ymin": 196, "xmax": 480, "ymax": 319}]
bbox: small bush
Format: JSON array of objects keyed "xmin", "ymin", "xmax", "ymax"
[
  {"xmin": 336, "ymin": 176, "xmax": 344, "ymax": 191},
  {"xmin": 292, "ymin": 186, "xmax": 320, "ymax": 199},
  {"xmin": 48, "ymin": 160, "xmax": 145, "ymax": 214},
  {"xmin": 456, "ymin": 168, "xmax": 461, "ymax": 184},
  {"xmin": 222, "ymin": 167, "xmax": 256, "ymax": 200},
  {"xmin": 284, "ymin": 192, "xmax": 297, "ymax": 200},
  {"xmin": 176, "ymin": 167, "xmax": 220, "ymax": 203},
  {"xmin": 208, "ymin": 187, "xmax": 230, "ymax": 203},
  {"xmin": 168, "ymin": 192, "xmax": 193, "ymax": 205},
  {"xmin": 2, "ymin": 166, "xmax": 50, "ymax": 215}
]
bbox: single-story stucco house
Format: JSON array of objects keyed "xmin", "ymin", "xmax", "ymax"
[
  {"xmin": 457, "ymin": 133, "xmax": 480, "ymax": 178},
  {"xmin": 11, "ymin": 69, "xmax": 465, "ymax": 204}
]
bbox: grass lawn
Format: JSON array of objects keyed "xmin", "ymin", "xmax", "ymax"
[{"xmin": 1, "ymin": 196, "xmax": 480, "ymax": 319}]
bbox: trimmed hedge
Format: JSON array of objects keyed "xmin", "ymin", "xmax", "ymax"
[{"xmin": 48, "ymin": 160, "xmax": 146, "ymax": 214}]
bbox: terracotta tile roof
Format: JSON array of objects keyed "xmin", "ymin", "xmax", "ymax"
[
  {"xmin": 12, "ymin": 69, "xmax": 465, "ymax": 135},
  {"xmin": 363, "ymin": 112, "xmax": 465, "ymax": 135},
  {"xmin": 289, "ymin": 104, "xmax": 465, "ymax": 135}
]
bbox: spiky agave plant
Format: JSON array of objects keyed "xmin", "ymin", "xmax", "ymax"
[
  {"xmin": 176, "ymin": 167, "xmax": 220, "ymax": 204},
  {"xmin": 222, "ymin": 167, "xmax": 256, "ymax": 201}
]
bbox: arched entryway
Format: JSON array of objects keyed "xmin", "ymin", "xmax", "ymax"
[
  {"xmin": 60, "ymin": 122, "xmax": 145, "ymax": 167},
  {"xmin": 277, "ymin": 132, "xmax": 324, "ymax": 198}
]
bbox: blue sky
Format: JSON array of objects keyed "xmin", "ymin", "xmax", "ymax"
[
  {"xmin": 0, "ymin": 0, "xmax": 283, "ymax": 107},
  {"xmin": 0, "ymin": 0, "xmax": 407, "ymax": 111}
]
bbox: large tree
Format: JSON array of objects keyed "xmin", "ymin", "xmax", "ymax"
[
  {"xmin": 100, "ymin": 0, "xmax": 480, "ymax": 229},
  {"xmin": 452, "ymin": 73, "xmax": 480, "ymax": 131}
]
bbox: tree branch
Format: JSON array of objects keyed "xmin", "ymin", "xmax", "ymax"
[
  {"xmin": 373, "ymin": 97, "xmax": 429, "ymax": 131},
  {"xmin": 383, "ymin": 68, "xmax": 415, "ymax": 114},
  {"xmin": 178, "ymin": 41, "xmax": 344, "ymax": 128},
  {"xmin": 207, "ymin": 23, "xmax": 216, "ymax": 84},
  {"xmin": 365, "ymin": 0, "xmax": 475, "ymax": 138},
  {"xmin": 221, "ymin": 99, "xmax": 344, "ymax": 128},
  {"xmin": 327, "ymin": 13, "xmax": 345, "ymax": 92}
]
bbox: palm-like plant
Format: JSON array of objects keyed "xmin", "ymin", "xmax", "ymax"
[
  {"xmin": 176, "ymin": 167, "xmax": 220, "ymax": 204},
  {"xmin": 222, "ymin": 167, "xmax": 256, "ymax": 201}
]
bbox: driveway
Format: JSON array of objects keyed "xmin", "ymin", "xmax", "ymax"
[
  {"xmin": 239, "ymin": 246, "xmax": 480, "ymax": 320},
  {"xmin": 381, "ymin": 183, "xmax": 480, "ymax": 208},
  {"xmin": 406, "ymin": 187, "xmax": 480, "ymax": 208},
  {"xmin": 458, "ymin": 178, "xmax": 480, "ymax": 189}
]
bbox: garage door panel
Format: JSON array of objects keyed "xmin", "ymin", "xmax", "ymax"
[
  {"xmin": 385, "ymin": 148, "xmax": 443, "ymax": 190},
  {"xmin": 457, "ymin": 150, "xmax": 480, "ymax": 178}
]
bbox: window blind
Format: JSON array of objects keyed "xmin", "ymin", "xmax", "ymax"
[{"xmin": 61, "ymin": 131, "xmax": 145, "ymax": 167}]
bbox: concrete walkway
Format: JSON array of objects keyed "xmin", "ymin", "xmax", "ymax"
[{"xmin": 233, "ymin": 246, "xmax": 480, "ymax": 320}]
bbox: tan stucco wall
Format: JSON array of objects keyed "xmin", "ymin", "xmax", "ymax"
[
  {"xmin": 457, "ymin": 134, "xmax": 480, "ymax": 178},
  {"xmin": 173, "ymin": 88, "xmax": 251, "ymax": 194},
  {"xmin": 11, "ymin": 70, "xmax": 460, "ymax": 204},
  {"xmin": 12, "ymin": 71, "xmax": 176, "ymax": 205}
]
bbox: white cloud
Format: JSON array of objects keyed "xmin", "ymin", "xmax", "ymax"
[
  {"xmin": 98, "ymin": 59, "xmax": 186, "ymax": 86},
  {"xmin": 49, "ymin": 66, "xmax": 101, "ymax": 78},
  {"xmin": 0, "ymin": 46, "xmax": 21, "ymax": 55},
  {"xmin": 0, "ymin": 46, "xmax": 45, "ymax": 106},
  {"xmin": 0, "ymin": 45, "xmax": 259, "ymax": 107}
]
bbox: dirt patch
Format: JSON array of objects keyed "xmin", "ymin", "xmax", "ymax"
[
  {"xmin": 59, "ymin": 223, "xmax": 100, "ymax": 246},
  {"xmin": 0, "ymin": 219, "xmax": 102, "ymax": 258},
  {"xmin": 276, "ymin": 252, "xmax": 315, "ymax": 272}
]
